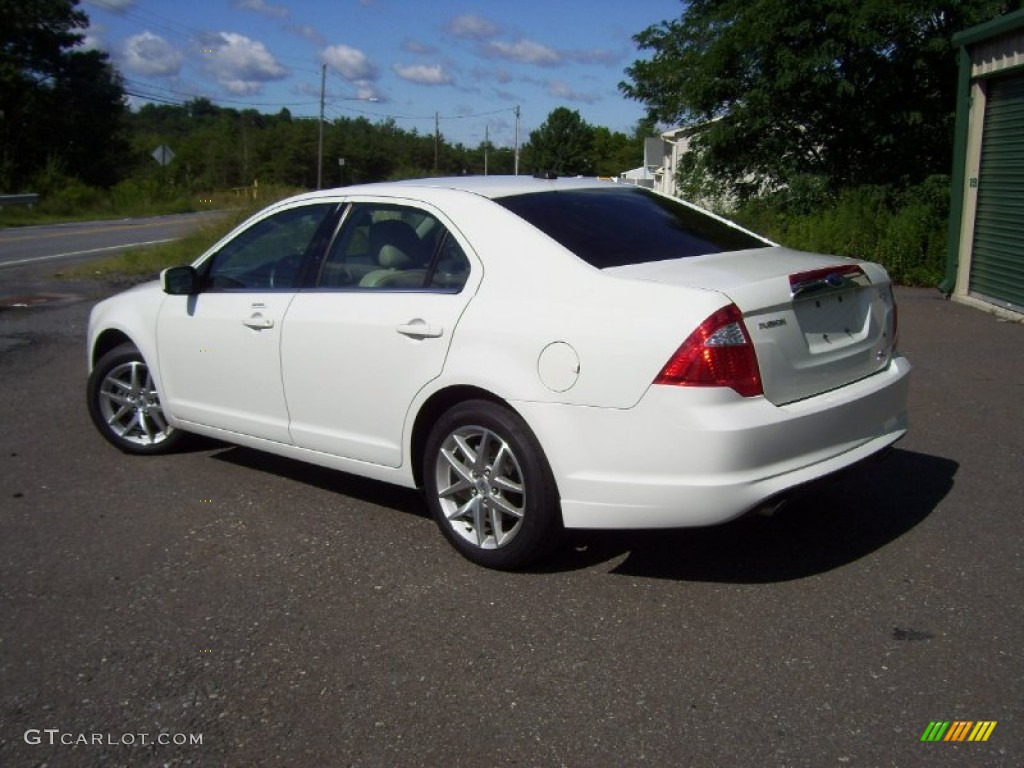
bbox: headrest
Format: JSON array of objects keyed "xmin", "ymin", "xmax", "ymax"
[
  {"xmin": 369, "ymin": 220, "xmax": 425, "ymax": 268},
  {"xmin": 377, "ymin": 244, "xmax": 412, "ymax": 269}
]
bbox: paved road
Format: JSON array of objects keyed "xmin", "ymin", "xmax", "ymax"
[
  {"xmin": 0, "ymin": 281, "xmax": 1021, "ymax": 767},
  {"xmin": 0, "ymin": 212, "xmax": 226, "ymax": 270}
]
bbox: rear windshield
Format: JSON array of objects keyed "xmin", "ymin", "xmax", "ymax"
[{"xmin": 496, "ymin": 186, "xmax": 768, "ymax": 268}]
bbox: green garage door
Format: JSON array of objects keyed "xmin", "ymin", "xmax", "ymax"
[{"xmin": 970, "ymin": 72, "xmax": 1024, "ymax": 311}]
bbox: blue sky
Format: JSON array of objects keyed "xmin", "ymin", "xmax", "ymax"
[{"xmin": 80, "ymin": 0, "xmax": 683, "ymax": 149}]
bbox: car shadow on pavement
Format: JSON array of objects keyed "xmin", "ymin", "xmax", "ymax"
[
  {"xmin": 209, "ymin": 445, "xmax": 429, "ymax": 519},
  {"xmin": 542, "ymin": 448, "xmax": 957, "ymax": 582},
  {"xmin": 207, "ymin": 444, "xmax": 954, "ymax": 582}
]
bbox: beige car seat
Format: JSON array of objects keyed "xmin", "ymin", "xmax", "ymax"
[{"xmin": 359, "ymin": 220, "xmax": 429, "ymax": 288}]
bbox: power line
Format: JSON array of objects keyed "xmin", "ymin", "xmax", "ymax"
[
  {"xmin": 321, "ymin": 104, "xmax": 520, "ymax": 124},
  {"xmin": 122, "ymin": 77, "xmax": 319, "ymax": 109},
  {"xmin": 83, "ymin": 1, "xmax": 196, "ymax": 46},
  {"xmin": 124, "ymin": 89, "xmax": 186, "ymax": 106},
  {"xmin": 440, "ymin": 107, "xmax": 517, "ymax": 121}
]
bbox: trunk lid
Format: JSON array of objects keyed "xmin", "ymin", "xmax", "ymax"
[{"xmin": 605, "ymin": 247, "xmax": 898, "ymax": 405}]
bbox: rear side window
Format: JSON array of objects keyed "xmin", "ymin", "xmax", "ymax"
[
  {"xmin": 496, "ymin": 186, "xmax": 768, "ymax": 268},
  {"xmin": 316, "ymin": 203, "xmax": 469, "ymax": 292}
]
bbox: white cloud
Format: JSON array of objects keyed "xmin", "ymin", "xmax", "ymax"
[
  {"xmin": 287, "ymin": 24, "xmax": 326, "ymax": 46},
  {"xmin": 80, "ymin": 22, "xmax": 106, "ymax": 51},
  {"xmin": 446, "ymin": 14, "xmax": 500, "ymax": 41},
  {"xmin": 352, "ymin": 84, "xmax": 381, "ymax": 101},
  {"xmin": 470, "ymin": 66, "xmax": 513, "ymax": 85},
  {"xmin": 121, "ymin": 32, "xmax": 183, "ymax": 77},
  {"xmin": 402, "ymin": 38, "xmax": 437, "ymax": 55},
  {"xmin": 482, "ymin": 39, "xmax": 561, "ymax": 67},
  {"xmin": 233, "ymin": 0, "xmax": 288, "ymax": 19},
  {"xmin": 392, "ymin": 63, "xmax": 453, "ymax": 86},
  {"xmin": 321, "ymin": 44, "xmax": 379, "ymax": 82},
  {"xmin": 566, "ymin": 48, "xmax": 618, "ymax": 66},
  {"xmin": 320, "ymin": 45, "xmax": 381, "ymax": 100},
  {"xmin": 198, "ymin": 32, "xmax": 288, "ymax": 95},
  {"xmin": 547, "ymin": 79, "xmax": 600, "ymax": 104}
]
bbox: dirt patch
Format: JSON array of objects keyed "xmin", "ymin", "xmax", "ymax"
[{"xmin": 0, "ymin": 292, "xmax": 83, "ymax": 310}]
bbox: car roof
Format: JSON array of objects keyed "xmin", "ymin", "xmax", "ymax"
[{"xmin": 300, "ymin": 175, "xmax": 618, "ymax": 202}]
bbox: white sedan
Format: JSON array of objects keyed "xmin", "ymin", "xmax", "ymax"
[{"xmin": 86, "ymin": 176, "xmax": 910, "ymax": 569}]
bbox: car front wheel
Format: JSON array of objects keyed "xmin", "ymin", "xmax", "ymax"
[
  {"xmin": 423, "ymin": 400, "xmax": 562, "ymax": 570},
  {"xmin": 87, "ymin": 343, "xmax": 184, "ymax": 455}
]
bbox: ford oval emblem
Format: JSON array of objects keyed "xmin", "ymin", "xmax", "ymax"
[{"xmin": 825, "ymin": 272, "xmax": 846, "ymax": 287}]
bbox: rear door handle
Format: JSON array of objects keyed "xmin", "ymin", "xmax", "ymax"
[
  {"xmin": 243, "ymin": 314, "xmax": 275, "ymax": 330},
  {"xmin": 396, "ymin": 320, "xmax": 443, "ymax": 339}
]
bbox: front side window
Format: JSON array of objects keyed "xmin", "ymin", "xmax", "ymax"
[
  {"xmin": 317, "ymin": 203, "xmax": 469, "ymax": 291},
  {"xmin": 496, "ymin": 186, "xmax": 769, "ymax": 269},
  {"xmin": 204, "ymin": 203, "xmax": 335, "ymax": 290}
]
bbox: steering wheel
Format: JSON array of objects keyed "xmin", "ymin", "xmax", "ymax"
[{"xmin": 268, "ymin": 252, "xmax": 303, "ymax": 289}]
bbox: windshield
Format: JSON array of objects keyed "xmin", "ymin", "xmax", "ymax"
[{"xmin": 496, "ymin": 186, "xmax": 768, "ymax": 269}]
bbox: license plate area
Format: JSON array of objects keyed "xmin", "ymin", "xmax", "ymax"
[{"xmin": 794, "ymin": 287, "xmax": 872, "ymax": 353}]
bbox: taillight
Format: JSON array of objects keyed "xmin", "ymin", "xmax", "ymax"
[{"xmin": 654, "ymin": 304, "xmax": 763, "ymax": 397}]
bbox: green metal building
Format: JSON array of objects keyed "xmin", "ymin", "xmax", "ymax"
[{"xmin": 944, "ymin": 9, "xmax": 1024, "ymax": 317}]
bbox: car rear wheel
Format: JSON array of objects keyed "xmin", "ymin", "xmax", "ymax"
[
  {"xmin": 87, "ymin": 343, "xmax": 185, "ymax": 455},
  {"xmin": 423, "ymin": 400, "xmax": 562, "ymax": 570}
]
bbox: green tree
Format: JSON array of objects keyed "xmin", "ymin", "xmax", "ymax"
[
  {"xmin": 523, "ymin": 107, "xmax": 595, "ymax": 176},
  {"xmin": 621, "ymin": 0, "xmax": 1016, "ymax": 198},
  {"xmin": 590, "ymin": 126, "xmax": 640, "ymax": 176},
  {"xmin": 0, "ymin": 0, "xmax": 128, "ymax": 190}
]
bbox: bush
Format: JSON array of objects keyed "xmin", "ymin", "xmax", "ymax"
[
  {"xmin": 110, "ymin": 178, "xmax": 196, "ymax": 216},
  {"xmin": 39, "ymin": 179, "xmax": 110, "ymax": 216},
  {"xmin": 732, "ymin": 177, "xmax": 950, "ymax": 286}
]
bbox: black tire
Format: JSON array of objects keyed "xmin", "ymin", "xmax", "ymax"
[
  {"xmin": 87, "ymin": 343, "xmax": 186, "ymax": 455},
  {"xmin": 423, "ymin": 400, "xmax": 563, "ymax": 570}
]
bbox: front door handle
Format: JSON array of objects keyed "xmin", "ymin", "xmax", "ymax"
[
  {"xmin": 243, "ymin": 314, "xmax": 275, "ymax": 330},
  {"xmin": 396, "ymin": 319, "xmax": 443, "ymax": 339}
]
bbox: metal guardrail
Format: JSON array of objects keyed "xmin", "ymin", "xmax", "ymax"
[{"xmin": 0, "ymin": 194, "xmax": 40, "ymax": 207}]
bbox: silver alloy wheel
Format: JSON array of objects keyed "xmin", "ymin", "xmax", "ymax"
[
  {"xmin": 434, "ymin": 425, "xmax": 526, "ymax": 549},
  {"xmin": 97, "ymin": 360, "xmax": 174, "ymax": 447}
]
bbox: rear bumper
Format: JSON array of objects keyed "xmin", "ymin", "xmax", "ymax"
[{"xmin": 513, "ymin": 356, "xmax": 910, "ymax": 529}]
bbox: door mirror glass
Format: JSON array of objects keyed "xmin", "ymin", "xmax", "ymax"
[{"xmin": 162, "ymin": 265, "xmax": 199, "ymax": 295}]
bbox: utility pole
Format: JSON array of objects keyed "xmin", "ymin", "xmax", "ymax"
[
  {"xmin": 484, "ymin": 125, "xmax": 489, "ymax": 176},
  {"xmin": 434, "ymin": 111, "xmax": 439, "ymax": 173},
  {"xmin": 317, "ymin": 63, "xmax": 326, "ymax": 189},
  {"xmin": 514, "ymin": 105, "xmax": 520, "ymax": 176}
]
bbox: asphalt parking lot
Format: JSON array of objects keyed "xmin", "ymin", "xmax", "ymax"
[{"xmin": 0, "ymin": 278, "xmax": 1021, "ymax": 767}]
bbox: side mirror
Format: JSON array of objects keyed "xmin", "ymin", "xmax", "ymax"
[{"xmin": 161, "ymin": 265, "xmax": 200, "ymax": 295}]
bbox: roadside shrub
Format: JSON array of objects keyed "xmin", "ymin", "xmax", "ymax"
[
  {"xmin": 733, "ymin": 177, "xmax": 950, "ymax": 286},
  {"xmin": 39, "ymin": 179, "xmax": 109, "ymax": 216},
  {"xmin": 110, "ymin": 178, "xmax": 195, "ymax": 216}
]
